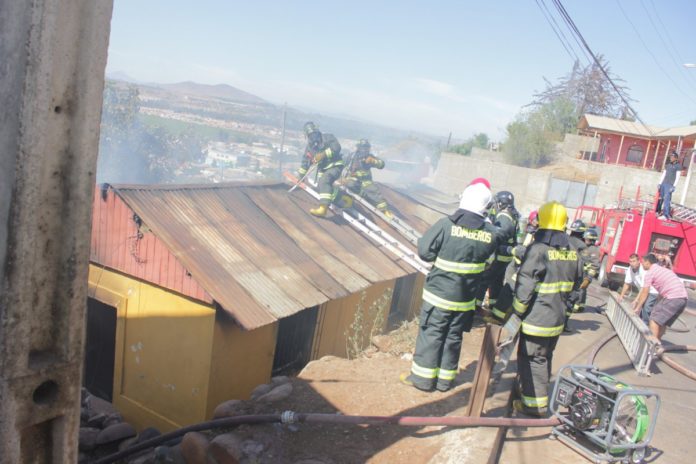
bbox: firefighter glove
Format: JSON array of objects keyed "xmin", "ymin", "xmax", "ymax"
[
  {"xmin": 366, "ymin": 155, "xmax": 378, "ymax": 165},
  {"xmin": 580, "ymin": 277, "xmax": 591, "ymax": 289},
  {"xmin": 313, "ymin": 150, "xmax": 327, "ymax": 163}
]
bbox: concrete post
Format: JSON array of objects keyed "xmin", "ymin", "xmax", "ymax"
[{"xmin": 0, "ymin": 1, "xmax": 113, "ymax": 462}]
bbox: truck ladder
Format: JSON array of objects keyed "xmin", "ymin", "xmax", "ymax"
[
  {"xmin": 284, "ymin": 172, "xmax": 431, "ymax": 275},
  {"xmin": 669, "ymin": 202, "xmax": 696, "ymax": 226}
]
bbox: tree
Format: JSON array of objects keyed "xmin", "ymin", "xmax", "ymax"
[
  {"xmin": 530, "ymin": 55, "xmax": 635, "ymax": 120},
  {"xmin": 450, "ymin": 132, "xmax": 490, "ymax": 156}
]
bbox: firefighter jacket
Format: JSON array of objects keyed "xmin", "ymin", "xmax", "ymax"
[
  {"xmin": 418, "ymin": 209, "xmax": 500, "ymax": 311},
  {"xmin": 568, "ymin": 234, "xmax": 586, "ymax": 253},
  {"xmin": 580, "ymin": 244, "xmax": 601, "ymax": 280},
  {"xmin": 345, "ymin": 151, "xmax": 385, "ymax": 185},
  {"xmin": 299, "ymin": 133, "xmax": 343, "ymax": 175},
  {"xmin": 494, "ymin": 208, "xmax": 518, "ymax": 264},
  {"xmin": 512, "ymin": 231, "xmax": 583, "ymax": 337}
]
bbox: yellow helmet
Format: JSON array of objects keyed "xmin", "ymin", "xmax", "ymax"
[{"xmin": 538, "ymin": 201, "xmax": 567, "ymax": 231}]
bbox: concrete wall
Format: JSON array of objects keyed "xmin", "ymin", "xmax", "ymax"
[
  {"xmin": 0, "ymin": 2, "xmax": 113, "ymax": 462},
  {"xmin": 433, "ymin": 152, "xmax": 552, "ymax": 216}
]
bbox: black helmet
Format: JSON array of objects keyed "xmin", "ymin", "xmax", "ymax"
[
  {"xmin": 583, "ymin": 228, "xmax": 598, "ymax": 241},
  {"xmin": 495, "ymin": 191, "xmax": 515, "ymax": 209},
  {"xmin": 303, "ymin": 122, "xmax": 322, "ymax": 150},
  {"xmin": 303, "ymin": 121, "xmax": 319, "ymax": 136},
  {"xmin": 357, "ymin": 138, "xmax": 371, "ymax": 151},
  {"xmin": 569, "ymin": 219, "xmax": 587, "ymax": 234}
]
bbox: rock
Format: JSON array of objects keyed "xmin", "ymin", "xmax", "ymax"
[
  {"xmin": 212, "ymin": 400, "xmax": 245, "ymax": 419},
  {"xmin": 88, "ymin": 395, "xmax": 118, "ymax": 417},
  {"xmin": 87, "ymin": 412, "xmax": 107, "ymax": 428},
  {"xmin": 137, "ymin": 426, "xmax": 162, "ymax": 443},
  {"xmin": 256, "ymin": 383, "xmax": 292, "ymax": 403},
  {"xmin": 400, "ymin": 353, "xmax": 413, "ymax": 361},
  {"xmin": 270, "ymin": 375, "xmax": 290, "ymax": 386},
  {"xmin": 96, "ymin": 422, "xmax": 137, "ymax": 445},
  {"xmin": 180, "ymin": 432, "xmax": 209, "ymax": 464},
  {"xmin": 167, "ymin": 444, "xmax": 187, "ymax": 464},
  {"xmin": 371, "ymin": 334, "xmax": 393, "ymax": 352},
  {"xmin": 294, "ymin": 460, "xmax": 327, "ymax": 464},
  {"xmin": 208, "ymin": 432, "xmax": 243, "ymax": 464},
  {"xmin": 241, "ymin": 440, "xmax": 264, "ymax": 459},
  {"xmin": 102, "ymin": 412, "xmax": 124, "ymax": 428},
  {"xmin": 78, "ymin": 427, "xmax": 100, "ymax": 451},
  {"xmin": 250, "ymin": 383, "xmax": 273, "ymax": 400},
  {"xmin": 118, "ymin": 436, "xmax": 138, "ymax": 452},
  {"xmin": 153, "ymin": 445, "xmax": 175, "ymax": 463}
]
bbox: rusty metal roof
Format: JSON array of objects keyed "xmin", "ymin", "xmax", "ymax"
[{"xmin": 111, "ymin": 181, "xmax": 436, "ymax": 330}]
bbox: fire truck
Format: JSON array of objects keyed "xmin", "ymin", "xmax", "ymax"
[{"xmin": 574, "ymin": 188, "xmax": 696, "ymax": 289}]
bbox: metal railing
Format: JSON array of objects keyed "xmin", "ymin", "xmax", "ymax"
[{"xmin": 604, "ymin": 293, "xmax": 660, "ymax": 376}]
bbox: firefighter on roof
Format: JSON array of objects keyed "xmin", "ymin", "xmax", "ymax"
[
  {"xmin": 341, "ymin": 139, "xmax": 394, "ymax": 219},
  {"xmin": 400, "ymin": 181, "xmax": 500, "ymax": 392},
  {"xmin": 298, "ymin": 121, "xmax": 347, "ymax": 217},
  {"xmin": 476, "ymin": 191, "xmax": 519, "ymax": 310},
  {"xmin": 509, "ymin": 201, "xmax": 583, "ymax": 416}
]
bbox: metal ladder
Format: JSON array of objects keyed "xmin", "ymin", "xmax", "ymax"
[
  {"xmin": 284, "ymin": 172, "xmax": 431, "ymax": 275},
  {"xmin": 669, "ymin": 202, "xmax": 696, "ymax": 226},
  {"xmin": 604, "ymin": 293, "xmax": 659, "ymax": 376}
]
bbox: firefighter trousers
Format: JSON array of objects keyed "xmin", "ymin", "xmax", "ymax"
[
  {"xmin": 318, "ymin": 166, "xmax": 343, "ymax": 206},
  {"xmin": 410, "ymin": 302, "xmax": 474, "ymax": 391},
  {"xmin": 476, "ymin": 260, "xmax": 507, "ymax": 308},
  {"xmin": 344, "ymin": 178, "xmax": 387, "ymax": 210},
  {"xmin": 516, "ymin": 333, "xmax": 559, "ymax": 414}
]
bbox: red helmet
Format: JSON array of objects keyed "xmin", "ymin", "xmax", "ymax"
[
  {"xmin": 469, "ymin": 177, "xmax": 491, "ymax": 189},
  {"xmin": 528, "ymin": 210, "xmax": 539, "ymax": 225}
]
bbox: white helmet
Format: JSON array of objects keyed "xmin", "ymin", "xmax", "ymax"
[{"xmin": 459, "ymin": 182, "xmax": 492, "ymax": 216}]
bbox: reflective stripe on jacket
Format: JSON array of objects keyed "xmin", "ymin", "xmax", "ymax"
[{"xmin": 512, "ymin": 241, "xmax": 583, "ymax": 337}]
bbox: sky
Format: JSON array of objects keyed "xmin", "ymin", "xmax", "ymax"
[{"xmin": 106, "ymin": 0, "xmax": 696, "ymax": 140}]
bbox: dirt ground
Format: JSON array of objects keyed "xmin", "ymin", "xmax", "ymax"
[{"xmin": 215, "ymin": 320, "xmax": 495, "ymax": 464}]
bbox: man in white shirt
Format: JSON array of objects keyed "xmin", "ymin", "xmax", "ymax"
[{"xmin": 618, "ymin": 253, "xmax": 658, "ymax": 324}]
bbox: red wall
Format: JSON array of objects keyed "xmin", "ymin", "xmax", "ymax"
[
  {"xmin": 90, "ymin": 186, "xmax": 212, "ymax": 304},
  {"xmin": 596, "ymin": 133, "xmax": 694, "ymax": 172}
]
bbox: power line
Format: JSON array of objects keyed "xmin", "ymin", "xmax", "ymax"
[
  {"xmin": 646, "ymin": 0, "xmax": 696, "ymax": 88},
  {"xmin": 549, "ymin": 0, "xmax": 654, "ymax": 135},
  {"xmin": 533, "ymin": 0, "xmax": 585, "ymax": 64},
  {"xmin": 614, "ymin": 0, "xmax": 696, "ymax": 106}
]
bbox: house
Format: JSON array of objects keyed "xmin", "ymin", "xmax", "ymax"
[
  {"xmin": 86, "ymin": 181, "xmax": 439, "ymax": 432},
  {"xmin": 577, "ymin": 114, "xmax": 696, "ymax": 171}
]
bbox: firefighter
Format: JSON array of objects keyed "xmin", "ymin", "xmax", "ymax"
[
  {"xmin": 400, "ymin": 181, "xmax": 500, "ymax": 392},
  {"xmin": 567, "ymin": 219, "xmax": 587, "ymax": 252},
  {"xmin": 341, "ymin": 139, "xmax": 394, "ymax": 219},
  {"xmin": 476, "ymin": 191, "xmax": 519, "ymax": 310},
  {"xmin": 297, "ymin": 122, "xmax": 347, "ymax": 217},
  {"xmin": 487, "ymin": 210, "xmax": 539, "ymax": 325},
  {"xmin": 507, "ymin": 201, "xmax": 583, "ymax": 416}
]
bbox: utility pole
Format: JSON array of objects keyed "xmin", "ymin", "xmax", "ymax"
[
  {"xmin": 279, "ymin": 102, "xmax": 287, "ymax": 177},
  {"xmin": 680, "ymin": 149, "xmax": 695, "ymax": 205}
]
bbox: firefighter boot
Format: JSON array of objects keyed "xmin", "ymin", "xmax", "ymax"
[{"xmin": 310, "ymin": 204, "xmax": 328, "ymax": 217}]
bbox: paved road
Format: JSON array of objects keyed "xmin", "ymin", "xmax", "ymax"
[{"xmin": 498, "ymin": 285, "xmax": 696, "ymax": 464}]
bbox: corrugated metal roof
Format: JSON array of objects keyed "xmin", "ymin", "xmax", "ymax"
[
  {"xmin": 580, "ymin": 114, "xmax": 696, "ymax": 139},
  {"xmin": 110, "ymin": 181, "xmax": 430, "ymax": 330}
]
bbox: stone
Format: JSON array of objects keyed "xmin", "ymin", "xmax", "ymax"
[
  {"xmin": 95, "ymin": 422, "xmax": 137, "ymax": 445},
  {"xmin": 153, "ymin": 445, "xmax": 175, "ymax": 463},
  {"xmin": 180, "ymin": 432, "xmax": 209, "ymax": 464},
  {"xmin": 118, "ymin": 436, "xmax": 138, "ymax": 452},
  {"xmin": 86, "ymin": 412, "xmax": 107, "ymax": 428},
  {"xmin": 371, "ymin": 334, "xmax": 393, "ymax": 352},
  {"xmin": 102, "ymin": 412, "xmax": 124, "ymax": 428},
  {"xmin": 78, "ymin": 427, "xmax": 100, "ymax": 451},
  {"xmin": 212, "ymin": 400, "xmax": 245, "ymax": 419},
  {"xmin": 270, "ymin": 375, "xmax": 290, "ymax": 386},
  {"xmin": 207, "ymin": 432, "xmax": 243, "ymax": 464},
  {"xmin": 137, "ymin": 426, "xmax": 162, "ymax": 443},
  {"xmin": 88, "ymin": 395, "xmax": 118, "ymax": 417},
  {"xmin": 241, "ymin": 440, "xmax": 264, "ymax": 459},
  {"xmin": 256, "ymin": 383, "xmax": 292, "ymax": 403},
  {"xmin": 250, "ymin": 383, "xmax": 273, "ymax": 400},
  {"xmin": 294, "ymin": 460, "xmax": 327, "ymax": 464}
]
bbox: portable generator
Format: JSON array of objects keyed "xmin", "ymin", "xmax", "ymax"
[{"xmin": 550, "ymin": 365, "xmax": 660, "ymax": 464}]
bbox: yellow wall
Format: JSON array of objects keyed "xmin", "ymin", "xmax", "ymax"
[
  {"xmin": 312, "ymin": 280, "xmax": 395, "ymax": 359},
  {"xmin": 89, "ymin": 265, "xmax": 216, "ymax": 431},
  {"xmin": 206, "ymin": 314, "xmax": 277, "ymax": 418}
]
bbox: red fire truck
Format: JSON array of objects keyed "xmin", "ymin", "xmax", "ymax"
[{"xmin": 574, "ymin": 189, "xmax": 696, "ymax": 288}]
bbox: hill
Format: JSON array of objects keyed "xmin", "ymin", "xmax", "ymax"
[{"xmin": 156, "ymin": 81, "xmax": 270, "ymax": 106}]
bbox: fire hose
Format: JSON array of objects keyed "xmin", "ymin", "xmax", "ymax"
[{"xmin": 93, "ymin": 412, "xmax": 561, "ymax": 464}]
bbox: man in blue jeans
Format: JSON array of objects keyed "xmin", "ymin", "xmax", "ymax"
[{"xmin": 657, "ymin": 151, "xmax": 681, "ymax": 220}]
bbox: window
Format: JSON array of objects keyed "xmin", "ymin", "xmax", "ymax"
[{"xmin": 626, "ymin": 144, "xmax": 644, "ymax": 164}]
